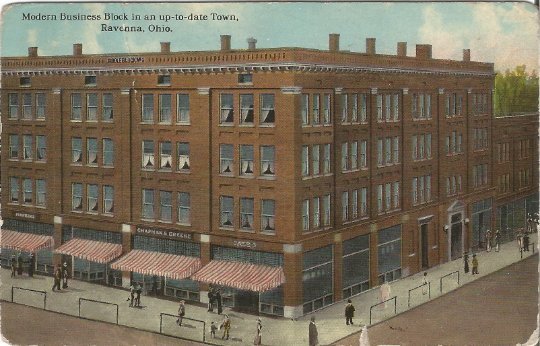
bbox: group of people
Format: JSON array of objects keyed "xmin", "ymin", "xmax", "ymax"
[
  {"xmin": 128, "ymin": 283, "xmax": 143, "ymax": 307},
  {"xmin": 207, "ymin": 286, "xmax": 223, "ymax": 315},
  {"xmin": 52, "ymin": 262, "xmax": 70, "ymax": 291},
  {"xmin": 516, "ymin": 228, "xmax": 531, "ymax": 252},
  {"xmin": 485, "ymin": 229, "xmax": 502, "ymax": 252},
  {"xmin": 463, "ymin": 253, "xmax": 479, "ymax": 275},
  {"xmin": 209, "ymin": 314, "xmax": 236, "ymax": 341},
  {"xmin": 10, "ymin": 253, "xmax": 35, "ymax": 278}
]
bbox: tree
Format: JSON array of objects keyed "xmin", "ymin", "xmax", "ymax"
[{"xmin": 494, "ymin": 65, "xmax": 538, "ymax": 117}]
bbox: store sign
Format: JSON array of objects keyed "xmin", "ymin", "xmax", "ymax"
[
  {"xmin": 136, "ymin": 226, "xmax": 192, "ymax": 240},
  {"xmin": 15, "ymin": 212, "xmax": 35, "ymax": 220},
  {"xmin": 233, "ymin": 240, "xmax": 257, "ymax": 249},
  {"xmin": 107, "ymin": 56, "xmax": 145, "ymax": 63}
]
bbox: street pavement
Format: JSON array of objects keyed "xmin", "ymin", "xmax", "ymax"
[{"xmin": 1, "ymin": 233, "xmax": 537, "ymax": 346}]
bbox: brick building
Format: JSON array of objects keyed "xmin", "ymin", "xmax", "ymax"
[{"xmin": 1, "ymin": 34, "xmax": 537, "ymax": 318}]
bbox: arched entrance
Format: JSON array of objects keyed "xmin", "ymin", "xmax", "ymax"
[{"xmin": 447, "ymin": 201, "xmax": 465, "ymax": 261}]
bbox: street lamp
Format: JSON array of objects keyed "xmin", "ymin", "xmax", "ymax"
[{"xmin": 443, "ymin": 225, "xmax": 449, "ymax": 233}]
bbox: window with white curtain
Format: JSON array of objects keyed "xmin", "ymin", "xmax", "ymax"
[
  {"xmin": 160, "ymin": 141, "xmax": 173, "ymax": 170},
  {"xmin": 10, "ymin": 177, "xmax": 19, "ymax": 203},
  {"xmin": 23, "ymin": 135, "xmax": 32, "ymax": 160},
  {"xmin": 36, "ymin": 135, "xmax": 46, "ymax": 161},
  {"xmin": 103, "ymin": 185, "xmax": 114, "ymax": 214},
  {"xmin": 260, "ymin": 146, "xmax": 275, "ymax": 176},
  {"xmin": 87, "ymin": 184, "xmax": 98, "ymax": 213},
  {"xmin": 220, "ymin": 196, "xmax": 234, "ymax": 228},
  {"xmin": 72, "ymin": 183, "xmax": 83, "ymax": 211},
  {"xmin": 240, "ymin": 94, "xmax": 254, "ymax": 124},
  {"xmin": 261, "ymin": 199, "xmax": 275, "ymax": 233},
  {"xmin": 177, "ymin": 142, "xmax": 190, "ymax": 172},
  {"xmin": 9, "ymin": 134, "xmax": 18, "ymax": 160},
  {"xmin": 36, "ymin": 179, "xmax": 46, "ymax": 207},
  {"xmin": 72, "ymin": 137, "xmax": 82, "ymax": 163},
  {"xmin": 87, "ymin": 138, "xmax": 98, "ymax": 165},
  {"xmin": 260, "ymin": 94, "xmax": 275, "ymax": 124},
  {"xmin": 240, "ymin": 145, "xmax": 254, "ymax": 175},
  {"xmin": 178, "ymin": 192, "xmax": 191, "ymax": 225},
  {"xmin": 142, "ymin": 140, "xmax": 155, "ymax": 169},
  {"xmin": 220, "ymin": 94, "xmax": 234, "ymax": 124},
  {"xmin": 220, "ymin": 144, "xmax": 234, "ymax": 175},
  {"xmin": 102, "ymin": 93, "xmax": 113, "ymax": 121},
  {"xmin": 23, "ymin": 178, "xmax": 32, "ymax": 204},
  {"xmin": 240, "ymin": 198, "xmax": 254, "ymax": 230}
]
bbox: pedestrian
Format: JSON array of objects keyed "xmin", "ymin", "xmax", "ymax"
[
  {"xmin": 485, "ymin": 230, "xmax": 492, "ymax": 252},
  {"xmin": 472, "ymin": 254, "xmax": 479, "ymax": 275},
  {"xmin": 523, "ymin": 232, "xmax": 530, "ymax": 251},
  {"xmin": 379, "ymin": 281, "xmax": 391, "ymax": 308},
  {"xmin": 28, "ymin": 253, "xmax": 35, "ymax": 277},
  {"xmin": 135, "ymin": 283, "xmax": 142, "ymax": 307},
  {"xmin": 208, "ymin": 287, "xmax": 215, "ymax": 312},
  {"xmin": 463, "ymin": 252, "xmax": 470, "ymax": 273},
  {"xmin": 10, "ymin": 254, "xmax": 16, "ymax": 278},
  {"xmin": 494, "ymin": 230, "xmax": 501, "ymax": 252},
  {"xmin": 17, "ymin": 253, "xmax": 23, "ymax": 276},
  {"xmin": 309, "ymin": 316, "xmax": 319, "ymax": 346},
  {"xmin": 62, "ymin": 262, "xmax": 69, "ymax": 288},
  {"xmin": 176, "ymin": 300, "xmax": 186, "ymax": 326},
  {"xmin": 216, "ymin": 289, "xmax": 223, "ymax": 315},
  {"xmin": 345, "ymin": 299, "xmax": 355, "ymax": 325},
  {"xmin": 422, "ymin": 272, "xmax": 428, "ymax": 295},
  {"xmin": 52, "ymin": 266, "xmax": 62, "ymax": 291},
  {"xmin": 517, "ymin": 229, "xmax": 524, "ymax": 250},
  {"xmin": 221, "ymin": 314, "xmax": 231, "ymax": 340},
  {"xmin": 152, "ymin": 276, "xmax": 158, "ymax": 296},
  {"xmin": 128, "ymin": 283, "xmax": 135, "ymax": 307},
  {"xmin": 253, "ymin": 317, "xmax": 262, "ymax": 345},
  {"xmin": 210, "ymin": 321, "xmax": 217, "ymax": 338}
]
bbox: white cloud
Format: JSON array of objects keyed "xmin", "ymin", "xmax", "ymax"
[{"xmin": 27, "ymin": 28, "xmax": 37, "ymax": 46}]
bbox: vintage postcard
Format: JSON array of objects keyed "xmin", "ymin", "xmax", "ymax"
[{"xmin": 0, "ymin": 1, "xmax": 538, "ymax": 345}]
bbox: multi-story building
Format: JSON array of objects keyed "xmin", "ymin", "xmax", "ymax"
[{"xmin": 1, "ymin": 34, "xmax": 537, "ymax": 318}]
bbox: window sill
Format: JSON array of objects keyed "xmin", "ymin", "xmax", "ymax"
[
  {"xmin": 219, "ymin": 123, "xmax": 234, "ymax": 127},
  {"xmin": 102, "ymin": 165, "xmax": 114, "ymax": 169},
  {"xmin": 408, "ymin": 253, "xmax": 416, "ymax": 257},
  {"xmin": 175, "ymin": 122, "xmax": 190, "ymax": 126},
  {"xmin": 70, "ymin": 120, "xmax": 83, "ymax": 123},
  {"xmin": 158, "ymin": 169, "xmax": 173, "ymax": 173},
  {"xmin": 239, "ymin": 124, "xmax": 255, "ymax": 127},
  {"xmin": 140, "ymin": 122, "xmax": 155, "ymax": 125},
  {"xmin": 158, "ymin": 122, "xmax": 173, "ymax": 125},
  {"xmin": 176, "ymin": 170, "xmax": 191, "ymax": 174},
  {"xmin": 87, "ymin": 164, "xmax": 98, "ymax": 168},
  {"xmin": 176, "ymin": 222, "xmax": 191, "ymax": 227},
  {"xmin": 86, "ymin": 120, "xmax": 98, "ymax": 123},
  {"xmin": 239, "ymin": 228, "xmax": 255, "ymax": 233},
  {"xmin": 141, "ymin": 218, "xmax": 156, "ymax": 222},
  {"xmin": 219, "ymin": 227, "xmax": 234, "ymax": 231},
  {"xmin": 238, "ymin": 175, "xmax": 255, "ymax": 179},
  {"xmin": 219, "ymin": 173, "xmax": 235, "ymax": 178},
  {"xmin": 71, "ymin": 210, "xmax": 84, "ymax": 214},
  {"xmin": 8, "ymin": 159, "xmax": 19, "ymax": 161},
  {"xmin": 141, "ymin": 168, "xmax": 155, "ymax": 172},
  {"xmin": 102, "ymin": 213, "xmax": 114, "ymax": 217},
  {"xmin": 34, "ymin": 160, "xmax": 47, "ymax": 164},
  {"xmin": 260, "ymin": 231, "xmax": 276, "ymax": 236},
  {"xmin": 260, "ymin": 124, "xmax": 275, "ymax": 128},
  {"xmin": 35, "ymin": 205, "xmax": 47, "ymax": 209},
  {"xmin": 157, "ymin": 220, "xmax": 173, "ymax": 224},
  {"xmin": 71, "ymin": 163, "xmax": 83, "ymax": 166},
  {"xmin": 86, "ymin": 211, "xmax": 99, "ymax": 215},
  {"xmin": 258, "ymin": 175, "xmax": 276, "ymax": 180}
]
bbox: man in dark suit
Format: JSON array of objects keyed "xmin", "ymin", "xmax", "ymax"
[
  {"xmin": 309, "ymin": 316, "xmax": 319, "ymax": 346},
  {"xmin": 52, "ymin": 266, "xmax": 62, "ymax": 291},
  {"xmin": 345, "ymin": 299, "xmax": 356, "ymax": 325},
  {"xmin": 28, "ymin": 253, "xmax": 35, "ymax": 277}
]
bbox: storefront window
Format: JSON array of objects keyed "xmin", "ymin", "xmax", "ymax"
[
  {"xmin": 343, "ymin": 235, "xmax": 370, "ymax": 298},
  {"xmin": 303, "ymin": 245, "xmax": 333, "ymax": 313},
  {"xmin": 377, "ymin": 225, "xmax": 402, "ymax": 284},
  {"xmin": 471, "ymin": 198, "xmax": 492, "ymax": 249}
]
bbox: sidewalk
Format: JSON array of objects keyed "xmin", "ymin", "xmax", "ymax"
[{"xmin": 1, "ymin": 234, "xmax": 537, "ymax": 346}]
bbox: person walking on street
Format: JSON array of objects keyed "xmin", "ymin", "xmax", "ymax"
[
  {"xmin": 309, "ymin": 316, "xmax": 319, "ymax": 346},
  {"xmin": 463, "ymin": 253, "xmax": 470, "ymax": 273},
  {"xmin": 472, "ymin": 254, "xmax": 479, "ymax": 275},
  {"xmin": 52, "ymin": 266, "xmax": 62, "ymax": 291},
  {"xmin": 216, "ymin": 289, "xmax": 223, "ymax": 315},
  {"xmin": 135, "ymin": 283, "xmax": 142, "ymax": 307},
  {"xmin": 62, "ymin": 262, "xmax": 69, "ymax": 288},
  {"xmin": 28, "ymin": 253, "xmax": 35, "ymax": 277},
  {"xmin": 345, "ymin": 299, "xmax": 355, "ymax": 325},
  {"xmin": 176, "ymin": 300, "xmax": 186, "ymax": 326},
  {"xmin": 485, "ymin": 230, "xmax": 492, "ymax": 252},
  {"xmin": 207, "ymin": 287, "xmax": 215, "ymax": 312},
  {"xmin": 17, "ymin": 253, "xmax": 23, "ymax": 276},
  {"xmin": 210, "ymin": 321, "xmax": 217, "ymax": 338},
  {"xmin": 221, "ymin": 314, "xmax": 231, "ymax": 340},
  {"xmin": 128, "ymin": 283, "xmax": 135, "ymax": 307},
  {"xmin": 253, "ymin": 318, "xmax": 262, "ymax": 345},
  {"xmin": 494, "ymin": 230, "xmax": 501, "ymax": 252},
  {"xmin": 10, "ymin": 254, "xmax": 16, "ymax": 278},
  {"xmin": 379, "ymin": 281, "xmax": 391, "ymax": 308},
  {"xmin": 517, "ymin": 229, "xmax": 524, "ymax": 250},
  {"xmin": 422, "ymin": 272, "xmax": 428, "ymax": 295},
  {"xmin": 523, "ymin": 232, "xmax": 530, "ymax": 252}
]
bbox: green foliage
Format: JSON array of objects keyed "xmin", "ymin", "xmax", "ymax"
[{"xmin": 494, "ymin": 65, "xmax": 539, "ymax": 117}]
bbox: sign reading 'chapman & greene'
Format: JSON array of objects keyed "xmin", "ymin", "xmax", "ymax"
[{"xmin": 136, "ymin": 226, "xmax": 193, "ymax": 240}]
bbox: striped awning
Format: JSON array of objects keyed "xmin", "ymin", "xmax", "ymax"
[
  {"xmin": 191, "ymin": 260, "xmax": 285, "ymax": 292},
  {"xmin": 54, "ymin": 238, "xmax": 122, "ymax": 264},
  {"xmin": 0, "ymin": 229, "xmax": 54, "ymax": 253},
  {"xmin": 110, "ymin": 250, "xmax": 201, "ymax": 280}
]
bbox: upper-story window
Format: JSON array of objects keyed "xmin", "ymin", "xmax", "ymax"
[
  {"xmin": 102, "ymin": 138, "xmax": 114, "ymax": 167},
  {"xmin": 261, "ymin": 199, "xmax": 275, "ymax": 234},
  {"xmin": 260, "ymin": 94, "xmax": 275, "ymax": 125},
  {"xmin": 178, "ymin": 192, "xmax": 191, "ymax": 225},
  {"xmin": 220, "ymin": 144, "xmax": 234, "ymax": 175},
  {"xmin": 72, "ymin": 137, "xmax": 82, "ymax": 164},
  {"xmin": 8, "ymin": 93, "xmax": 19, "ymax": 119},
  {"xmin": 157, "ymin": 75, "xmax": 171, "ymax": 85},
  {"xmin": 142, "ymin": 189, "xmax": 155, "ymax": 219},
  {"xmin": 473, "ymin": 163, "xmax": 488, "ymax": 187},
  {"xmin": 497, "ymin": 142, "xmax": 511, "ymax": 163},
  {"xmin": 159, "ymin": 94, "xmax": 172, "ymax": 123},
  {"xmin": 220, "ymin": 196, "xmax": 234, "ymax": 228},
  {"xmin": 142, "ymin": 94, "xmax": 154, "ymax": 123},
  {"xmin": 103, "ymin": 185, "xmax": 114, "ymax": 214},
  {"xmin": 312, "ymin": 145, "xmax": 320, "ymax": 176},
  {"xmin": 177, "ymin": 94, "xmax": 190, "ymax": 124},
  {"xmin": 323, "ymin": 144, "xmax": 331, "ymax": 174},
  {"xmin": 240, "ymin": 145, "xmax": 254, "ymax": 176},
  {"xmin": 22, "ymin": 178, "xmax": 33, "ymax": 204},
  {"xmin": 36, "ymin": 135, "xmax": 46, "ymax": 161},
  {"xmin": 142, "ymin": 140, "xmax": 155, "ymax": 169},
  {"xmin": 85, "ymin": 75, "xmax": 97, "ymax": 86},
  {"xmin": 177, "ymin": 142, "xmax": 190, "ymax": 172},
  {"xmin": 302, "ymin": 199, "xmax": 310, "ymax": 231},
  {"xmin": 87, "ymin": 184, "xmax": 99, "ymax": 213},
  {"xmin": 220, "ymin": 94, "xmax": 234, "ymax": 124},
  {"xmin": 22, "ymin": 93, "xmax": 32, "ymax": 120},
  {"xmin": 302, "ymin": 146, "xmax": 309, "ymax": 177},
  {"xmin": 412, "ymin": 175, "xmax": 432, "ymax": 205},
  {"xmin": 23, "ymin": 135, "xmax": 33, "ymax": 160},
  {"xmin": 102, "ymin": 93, "xmax": 113, "ymax": 121},
  {"xmin": 323, "ymin": 94, "xmax": 331, "ymax": 124},
  {"xmin": 412, "ymin": 133, "xmax": 432, "ymax": 161},
  {"xmin": 240, "ymin": 198, "xmax": 254, "ymax": 230},
  {"xmin": 377, "ymin": 136, "xmax": 400, "ymax": 167},
  {"xmin": 159, "ymin": 141, "xmax": 172, "ymax": 170},
  {"xmin": 238, "ymin": 74, "xmax": 252, "ymax": 84},
  {"xmin": 445, "ymin": 93, "xmax": 463, "ymax": 117},
  {"xmin": 260, "ymin": 146, "xmax": 275, "ymax": 176},
  {"xmin": 72, "ymin": 183, "xmax": 83, "ymax": 211},
  {"xmin": 35, "ymin": 93, "xmax": 46, "ymax": 120},
  {"xmin": 36, "ymin": 179, "xmax": 46, "ymax": 207},
  {"xmin": 412, "ymin": 93, "xmax": 432, "ymax": 119},
  {"xmin": 10, "ymin": 177, "xmax": 19, "ymax": 203},
  {"xmin": 87, "ymin": 138, "xmax": 98, "ymax": 166},
  {"xmin": 20, "ymin": 77, "xmax": 31, "ymax": 87},
  {"xmin": 159, "ymin": 190, "xmax": 173, "ymax": 222},
  {"xmin": 473, "ymin": 128, "xmax": 489, "ymax": 151},
  {"xmin": 341, "ymin": 94, "xmax": 349, "ymax": 123},
  {"xmin": 301, "ymin": 94, "xmax": 309, "ymax": 126},
  {"xmin": 360, "ymin": 140, "xmax": 368, "ymax": 169},
  {"xmin": 240, "ymin": 94, "xmax": 254, "ymax": 124},
  {"xmin": 312, "ymin": 94, "xmax": 321, "ymax": 125},
  {"xmin": 9, "ymin": 134, "xmax": 19, "ymax": 159},
  {"xmin": 341, "ymin": 143, "xmax": 349, "ymax": 171},
  {"xmin": 86, "ymin": 93, "xmax": 98, "ymax": 121},
  {"xmin": 71, "ymin": 93, "xmax": 82, "ymax": 121},
  {"xmin": 445, "ymin": 131, "xmax": 463, "ymax": 155}
]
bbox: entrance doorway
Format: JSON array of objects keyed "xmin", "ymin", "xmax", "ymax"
[
  {"xmin": 450, "ymin": 213, "xmax": 463, "ymax": 260},
  {"xmin": 235, "ymin": 290, "xmax": 260, "ymax": 314},
  {"xmin": 420, "ymin": 224, "xmax": 429, "ymax": 269}
]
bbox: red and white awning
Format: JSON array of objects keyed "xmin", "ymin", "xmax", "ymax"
[
  {"xmin": 0, "ymin": 229, "xmax": 54, "ymax": 253},
  {"xmin": 54, "ymin": 238, "xmax": 122, "ymax": 264},
  {"xmin": 110, "ymin": 250, "xmax": 201, "ymax": 280},
  {"xmin": 191, "ymin": 260, "xmax": 285, "ymax": 292}
]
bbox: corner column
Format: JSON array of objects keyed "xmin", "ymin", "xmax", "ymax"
[
  {"xmin": 53, "ymin": 216, "xmax": 63, "ymax": 267},
  {"xmin": 369, "ymin": 223, "xmax": 379, "ymax": 288},
  {"xmin": 283, "ymin": 243, "xmax": 303, "ymax": 319},
  {"xmin": 333, "ymin": 233, "xmax": 343, "ymax": 301},
  {"xmin": 199, "ymin": 234, "xmax": 211, "ymax": 304},
  {"xmin": 121, "ymin": 223, "xmax": 132, "ymax": 288}
]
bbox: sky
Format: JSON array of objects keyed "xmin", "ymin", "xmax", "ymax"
[{"xmin": 0, "ymin": 2, "xmax": 538, "ymax": 73}]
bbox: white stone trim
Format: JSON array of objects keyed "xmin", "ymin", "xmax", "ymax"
[
  {"xmin": 281, "ymin": 86, "xmax": 302, "ymax": 94},
  {"xmin": 120, "ymin": 88, "xmax": 130, "ymax": 95},
  {"xmin": 371, "ymin": 88, "xmax": 378, "ymax": 95},
  {"xmin": 52, "ymin": 88, "xmax": 61, "ymax": 95},
  {"xmin": 334, "ymin": 233, "xmax": 342, "ymax": 242},
  {"xmin": 438, "ymin": 88, "xmax": 445, "ymax": 94},
  {"xmin": 283, "ymin": 243, "xmax": 302, "ymax": 253},
  {"xmin": 197, "ymin": 87, "xmax": 210, "ymax": 95},
  {"xmin": 334, "ymin": 87, "xmax": 343, "ymax": 94},
  {"xmin": 53, "ymin": 216, "xmax": 62, "ymax": 224},
  {"xmin": 121, "ymin": 224, "xmax": 131, "ymax": 233},
  {"xmin": 200, "ymin": 234, "xmax": 210, "ymax": 243},
  {"xmin": 402, "ymin": 88, "xmax": 409, "ymax": 95},
  {"xmin": 284, "ymin": 305, "xmax": 303, "ymax": 319}
]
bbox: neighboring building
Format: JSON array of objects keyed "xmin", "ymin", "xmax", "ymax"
[{"xmin": 1, "ymin": 34, "xmax": 537, "ymax": 318}]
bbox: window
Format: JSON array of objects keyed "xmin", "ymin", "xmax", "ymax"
[
  {"xmin": 23, "ymin": 135, "xmax": 32, "ymax": 160},
  {"xmin": 260, "ymin": 146, "xmax": 275, "ymax": 176},
  {"xmin": 426, "ymin": 134, "xmax": 432, "ymax": 158},
  {"xmin": 177, "ymin": 143, "xmax": 190, "ymax": 172},
  {"xmin": 302, "ymin": 146, "xmax": 309, "ymax": 177},
  {"xmin": 36, "ymin": 135, "xmax": 46, "ymax": 161},
  {"xmin": 341, "ymin": 94, "xmax": 348, "ymax": 123},
  {"xmin": 72, "ymin": 137, "xmax": 82, "ymax": 163},
  {"xmin": 261, "ymin": 200, "xmax": 275, "ymax": 233},
  {"xmin": 239, "ymin": 94, "xmax": 254, "ymax": 124},
  {"xmin": 445, "ymin": 95, "xmax": 451, "ymax": 117},
  {"xmin": 323, "ymin": 144, "xmax": 331, "ymax": 174},
  {"xmin": 323, "ymin": 194, "xmax": 331, "ymax": 226},
  {"xmin": 412, "ymin": 178, "xmax": 418, "ymax": 205},
  {"xmin": 159, "ymin": 94, "xmax": 172, "ymax": 123},
  {"xmin": 360, "ymin": 188, "xmax": 368, "ymax": 216},
  {"xmin": 377, "ymin": 185, "xmax": 383, "ymax": 213},
  {"xmin": 158, "ymin": 75, "xmax": 171, "ymax": 85},
  {"xmin": 240, "ymin": 145, "xmax": 254, "ymax": 176},
  {"xmin": 385, "ymin": 183, "xmax": 392, "ymax": 210},
  {"xmin": 87, "ymin": 138, "xmax": 98, "ymax": 165},
  {"xmin": 260, "ymin": 94, "xmax": 275, "ymax": 124},
  {"xmin": 376, "ymin": 95, "xmax": 383, "ymax": 122},
  {"xmin": 313, "ymin": 94, "xmax": 321, "ymax": 124},
  {"xmin": 412, "ymin": 135, "xmax": 418, "ymax": 160},
  {"xmin": 360, "ymin": 141, "xmax": 367, "ymax": 168},
  {"xmin": 351, "ymin": 190, "xmax": 358, "ymax": 219},
  {"xmin": 220, "ymin": 144, "xmax": 234, "ymax": 174},
  {"xmin": 142, "ymin": 94, "xmax": 154, "ymax": 123},
  {"xmin": 301, "ymin": 94, "xmax": 309, "ymax": 125},
  {"xmin": 178, "ymin": 192, "xmax": 191, "ymax": 225},
  {"xmin": 220, "ymin": 196, "xmax": 234, "ymax": 228},
  {"xmin": 103, "ymin": 138, "xmax": 114, "ymax": 167},
  {"xmin": 341, "ymin": 143, "xmax": 349, "ymax": 172},
  {"xmin": 351, "ymin": 142, "xmax": 358, "ymax": 170},
  {"xmin": 36, "ymin": 179, "xmax": 46, "ymax": 207},
  {"xmin": 238, "ymin": 73, "xmax": 252, "ymax": 84},
  {"xmin": 8, "ymin": 93, "xmax": 19, "ymax": 119},
  {"xmin": 302, "ymin": 199, "xmax": 310, "ymax": 231},
  {"xmin": 103, "ymin": 185, "xmax": 114, "ymax": 214},
  {"xmin": 102, "ymin": 93, "xmax": 113, "ymax": 121},
  {"xmin": 313, "ymin": 197, "xmax": 321, "ymax": 229},
  {"xmin": 20, "ymin": 77, "xmax": 31, "ymax": 86},
  {"xmin": 393, "ymin": 94, "xmax": 399, "ymax": 121},
  {"xmin": 160, "ymin": 191, "xmax": 172, "ymax": 222},
  {"xmin": 9, "ymin": 134, "xmax": 19, "ymax": 159},
  {"xmin": 393, "ymin": 182, "xmax": 400, "ymax": 209},
  {"xmin": 142, "ymin": 140, "xmax": 155, "ymax": 169},
  {"xmin": 312, "ymin": 145, "xmax": 320, "ymax": 176},
  {"xmin": 72, "ymin": 183, "xmax": 83, "ymax": 211},
  {"xmin": 85, "ymin": 75, "xmax": 97, "ymax": 85},
  {"xmin": 87, "ymin": 93, "xmax": 98, "ymax": 121},
  {"xmin": 385, "ymin": 95, "xmax": 391, "ymax": 121},
  {"xmin": 377, "ymin": 139, "xmax": 383, "ymax": 166},
  {"xmin": 177, "ymin": 94, "xmax": 190, "ymax": 123},
  {"xmin": 142, "ymin": 189, "xmax": 155, "ymax": 219},
  {"xmin": 342, "ymin": 191, "xmax": 349, "ymax": 222},
  {"xmin": 393, "ymin": 137, "xmax": 399, "ymax": 164},
  {"xmin": 351, "ymin": 94, "xmax": 358, "ymax": 123},
  {"xmin": 87, "ymin": 184, "xmax": 98, "ymax": 213},
  {"xmin": 160, "ymin": 141, "xmax": 173, "ymax": 170},
  {"xmin": 23, "ymin": 178, "xmax": 32, "ymax": 204},
  {"xmin": 359, "ymin": 94, "xmax": 367, "ymax": 123},
  {"xmin": 22, "ymin": 93, "xmax": 32, "ymax": 119},
  {"xmin": 220, "ymin": 94, "xmax": 234, "ymax": 124},
  {"xmin": 240, "ymin": 198, "xmax": 254, "ymax": 230},
  {"xmin": 71, "ymin": 93, "xmax": 82, "ymax": 120},
  {"xmin": 323, "ymin": 94, "xmax": 331, "ymax": 124},
  {"xmin": 385, "ymin": 137, "xmax": 392, "ymax": 164},
  {"xmin": 412, "ymin": 175, "xmax": 431, "ymax": 205},
  {"xmin": 10, "ymin": 177, "xmax": 19, "ymax": 203}
]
